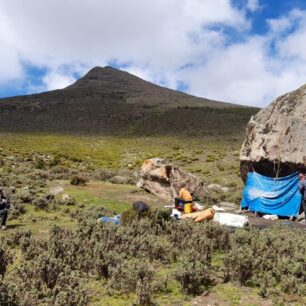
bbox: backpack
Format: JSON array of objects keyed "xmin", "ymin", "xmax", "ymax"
[{"xmin": 133, "ymin": 201, "xmax": 149, "ymax": 214}]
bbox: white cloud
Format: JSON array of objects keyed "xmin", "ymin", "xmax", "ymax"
[
  {"xmin": 177, "ymin": 18, "xmax": 306, "ymax": 107},
  {"xmin": 0, "ymin": 8, "xmax": 23, "ymax": 83},
  {"xmin": 246, "ymin": 0, "xmax": 261, "ymax": 12},
  {"xmin": 42, "ymin": 70, "xmax": 76, "ymax": 91},
  {"xmin": 0, "ymin": 0, "xmax": 247, "ymax": 68},
  {"xmin": 0, "ymin": 0, "xmax": 306, "ymax": 107},
  {"xmin": 274, "ymin": 10, "xmax": 306, "ymax": 62}
]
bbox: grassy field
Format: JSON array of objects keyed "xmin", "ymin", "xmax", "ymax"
[
  {"xmin": 0, "ymin": 132, "xmax": 243, "ymax": 185},
  {"xmin": 0, "ymin": 131, "xmax": 244, "ymax": 238}
]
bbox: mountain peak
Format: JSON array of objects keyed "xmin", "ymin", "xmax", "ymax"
[
  {"xmin": 83, "ymin": 65, "xmax": 121, "ymax": 78},
  {"xmin": 69, "ymin": 65, "xmax": 145, "ymax": 90}
]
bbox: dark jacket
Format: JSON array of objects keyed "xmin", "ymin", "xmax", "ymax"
[
  {"xmin": 0, "ymin": 195, "xmax": 10, "ymax": 210},
  {"xmin": 298, "ymin": 180, "xmax": 306, "ymax": 200}
]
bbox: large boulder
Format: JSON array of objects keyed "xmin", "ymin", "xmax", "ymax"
[
  {"xmin": 137, "ymin": 158, "xmax": 204, "ymax": 202},
  {"xmin": 240, "ymin": 84, "xmax": 306, "ymax": 181}
]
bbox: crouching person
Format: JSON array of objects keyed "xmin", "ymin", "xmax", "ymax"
[
  {"xmin": 174, "ymin": 187, "xmax": 194, "ymax": 212},
  {"xmin": 0, "ymin": 189, "xmax": 10, "ymax": 230}
]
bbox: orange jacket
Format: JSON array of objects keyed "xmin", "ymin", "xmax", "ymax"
[{"xmin": 179, "ymin": 188, "xmax": 193, "ymax": 202}]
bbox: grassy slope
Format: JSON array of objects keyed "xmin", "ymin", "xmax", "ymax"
[{"xmin": 0, "ymin": 132, "xmax": 243, "ymax": 186}]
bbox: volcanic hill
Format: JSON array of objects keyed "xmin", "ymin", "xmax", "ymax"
[{"xmin": 0, "ymin": 66, "xmax": 258, "ymax": 136}]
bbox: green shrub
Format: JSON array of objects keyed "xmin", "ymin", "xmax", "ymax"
[
  {"xmin": 223, "ymin": 226, "xmax": 306, "ymax": 296},
  {"xmin": 32, "ymin": 194, "xmax": 55, "ymax": 210},
  {"xmin": 34, "ymin": 157, "xmax": 46, "ymax": 169},
  {"xmin": 175, "ymin": 249, "xmax": 212, "ymax": 295},
  {"xmin": 206, "ymin": 154, "xmax": 217, "ymax": 162},
  {"xmin": 0, "ymin": 276, "xmax": 18, "ymax": 306},
  {"xmin": 70, "ymin": 175, "xmax": 87, "ymax": 186},
  {"xmin": 0, "ymin": 247, "xmax": 12, "ymax": 276}
]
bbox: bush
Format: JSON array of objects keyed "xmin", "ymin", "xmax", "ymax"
[
  {"xmin": 175, "ymin": 249, "xmax": 212, "ymax": 295},
  {"xmin": 95, "ymin": 169, "xmax": 116, "ymax": 181},
  {"xmin": 32, "ymin": 194, "xmax": 55, "ymax": 210},
  {"xmin": 0, "ymin": 276, "xmax": 18, "ymax": 306},
  {"xmin": 0, "ymin": 247, "xmax": 12, "ymax": 276},
  {"xmin": 206, "ymin": 154, "xmax": 217, "ymax": 162},
  {"xmin": 70, "ymin": 175, "xmax": 87, "ymax": 186},
  {"xmin": 34, "ymin": 157, "xmax": 46, "ymax": 169},
  {"xmin": 223, "ymin": 226, "xmax": 306, "ymax": 296}
]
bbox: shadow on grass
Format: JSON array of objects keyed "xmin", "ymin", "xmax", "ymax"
[{"xmin": 7, "ymin": 223, "xmax": 23, "ymax": 229}]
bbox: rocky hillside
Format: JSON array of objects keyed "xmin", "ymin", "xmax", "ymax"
[{"xmin": 0, "ymin": 66, "xmax": 258, "ymax": 136}]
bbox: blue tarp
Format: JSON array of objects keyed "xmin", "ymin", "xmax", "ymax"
[
  {"xmin": 98, "ymin": 215, "xmax": 121, "ymax": 225},
  {"xmin": 241, "ymin": 172, "xmax": 302, "ymax": 217}
]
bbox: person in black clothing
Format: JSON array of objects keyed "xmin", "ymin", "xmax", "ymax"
[
  {"xmin": 0, "ymin": 189, "xmax": 10, "ymax": 230},
  {"xmin": 298, "ymin": 173, "xmax": 306, "ymax": 221}
]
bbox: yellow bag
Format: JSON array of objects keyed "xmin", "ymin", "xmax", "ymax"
[
  {"xmin": 184, "ymin": 203, "xmax": 193, "ymax": 214},
  {"xmin": 194, "ymin": 208, "xmax": 215, "ymax": 222}
]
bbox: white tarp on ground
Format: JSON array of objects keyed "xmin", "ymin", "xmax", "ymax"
[{"xmin": 214, "ymin": 212, "xmax": 248, "ymax": 228}]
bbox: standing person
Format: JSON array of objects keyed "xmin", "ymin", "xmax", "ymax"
[
  {"xmin": 298, "ymin": 173, "xmax": 306, "ymax": 221},
  {"xmin": 0, "ymin": 189, "xmax": 10, "ymax": 230}
]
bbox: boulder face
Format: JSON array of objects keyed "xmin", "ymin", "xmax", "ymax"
[
  {"xmin": 137, "ymin": 158, "xmax": 204, "ymax": 202},
  {"xmin": 240, "ymin": 84, "xmax": 306, "ymax": 181}
]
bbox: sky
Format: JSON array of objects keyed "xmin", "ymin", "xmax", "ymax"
[{"xmin": 1, "ymin": 0, "xmax": 306, "ymax": 107}]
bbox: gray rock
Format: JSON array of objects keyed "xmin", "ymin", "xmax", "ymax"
[
  {"xmin": 219, "ymin": 201, "xmax": 237, "ymax": 211},
  {"xmin": 208, "ymin": 184, "xmax": 221, "ymax": 190},
  {"xmin": 221, "ymin": 187, "xmax": 230, "ymax": 193},
  {"xmin": 138, "ymin": 158, "xmax": 204, "ymax": 202},
  {"xmin": 49, "ymin": 187, "xmax": 64, "ymax": 195},
  {"xmin": 61, "ymin": 193, "xmax": 70, "ymax": 200},
  {"xmin": 110, "ymin": 175, "xmax": 130, "ymax": 185},
  {"xmin": 207, "ymin": 184, "xmax": 229, "ymax": 193},
  {"xmin": 297, "ymin": 212, "xmax": 305, "ymax": 222},
  {"xmin": 240, "ymin": 84, "xmax": 306, "ymax": 181}
]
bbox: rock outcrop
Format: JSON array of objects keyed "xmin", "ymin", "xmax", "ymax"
[
  {"xmin": 137, "ymin": 158, "xmax": 204, "ymax": 202},
  {"xmin": 240, "ymin": 84, "xmax": 306, "ymax": 181}
]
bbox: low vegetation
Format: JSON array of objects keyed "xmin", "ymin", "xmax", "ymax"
[
  {"xmin": 1, "ymin": 215, "xmax": 305, "ymax": 305},
  {"xmin": 0, "ymin": 133, "xmax": 305, "ymax": 305}
]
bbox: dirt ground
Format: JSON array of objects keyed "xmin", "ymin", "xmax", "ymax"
[
  {"xmin": 191, "ymin": 285, "xmax": 273, "ymax": 306},
  {"xmin": 248, "ymin": 216, "xmax": 306, "ymax": 230}
]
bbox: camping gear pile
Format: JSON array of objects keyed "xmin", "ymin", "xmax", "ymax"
[
  {"xmin": 98, "ymin": 197, "xmax": 249, "ymax": 229},
  {"xmin": 172, "ymin": 205, "xmax": 249, "ymax": 228}
]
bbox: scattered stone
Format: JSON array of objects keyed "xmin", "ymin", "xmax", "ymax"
[
  {"xmin": 219, "ymin": 201, "xmax": 237, "ymax": 211},
  {"xmin": 208, "ymin": 184, "xmax": 229, "ymax": 193},
  {"xmin": 59, "ymin": 194, "xmax": 76, "ymax": 206},
  {"xmin": 297, "ymin": 212, "xmax": 305, "ymax": 222},
  {"xmin": 49, "ymin": 186, "xmax": 64, "ymax": 195},
  {"xmin": 221, "ymin": 187, "xmax": 229, "ymax": 193},
  {"xmin": 110, "ymin": 175, "xmax": 130, "ymax": 184},
  {"xmin": 61, "ymin": 193, "xmax": 70, "ymax": 201},
  {"xmin": 207, "ymin": 184, "xmax": 221, "ymax": 190}
]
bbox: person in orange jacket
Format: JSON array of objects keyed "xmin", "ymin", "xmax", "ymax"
[{"xmin": 174, "ymin": 187, "xmax": 194, "ymax": 211}]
